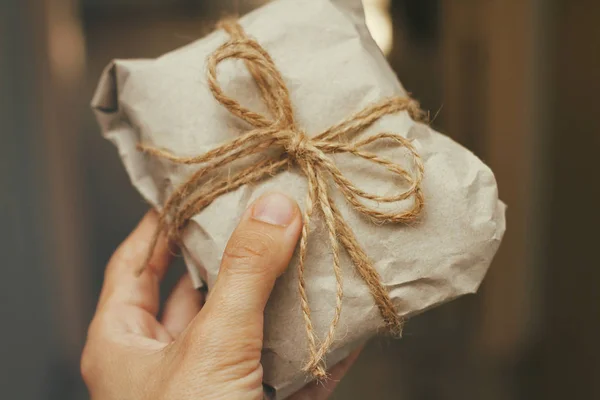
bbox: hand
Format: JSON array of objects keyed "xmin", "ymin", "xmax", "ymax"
[{"xmin": 81, "ymin": 192, "xmax": 361, "ymax": 400}]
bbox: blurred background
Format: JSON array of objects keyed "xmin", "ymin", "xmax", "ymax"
[{"xmin": 1, "ymin": 0, "xmax": 599, "ymax": 399}]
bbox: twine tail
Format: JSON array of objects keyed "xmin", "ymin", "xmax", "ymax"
[
  {"xmin": 307, "ymin": 169, "xmax": 345, "ymax": 376},
  {"xmin": 329, "ymin": 198, "xmax": 403, "ymax": 335},
  {"xmin": 297, "ymin": 165, "xmax": 325, "ymax": 378}
]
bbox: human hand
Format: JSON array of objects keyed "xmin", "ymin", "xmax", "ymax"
[{"xmin": 81, "ymin": 192, "xmax": 361, "ymax": 400}]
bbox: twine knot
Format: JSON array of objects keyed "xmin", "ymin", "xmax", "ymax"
[
  {"xmin": 137, "ymin": 19, "xmax": 425, "ymax": 379},
  {"xmin": 279, "ymin": 129, "xmax": 312, "ymax": 160}
]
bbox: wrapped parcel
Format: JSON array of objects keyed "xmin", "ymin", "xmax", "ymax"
[{"xmin": 92, "ymin": 0, "xmax": 506, "ymax": 398}]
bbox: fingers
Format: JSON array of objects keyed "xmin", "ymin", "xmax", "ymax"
[
  {"xmin": 288, "ymin": 347, "xmax": 363, "ymax": 400},
  {"xmin": 84, "ymin": 211, "xmax": 174, "ymax": 384},
  {"xmin": 161, "ymin": 274, "xmax": 205, "ymax": 338},
  {"xmin": 196, "ymin": 192, "xmax": 302, "ymax": 343},
  {"xmin": 98, "ymin": 210, "xmax": 174, "ymax": 315}
]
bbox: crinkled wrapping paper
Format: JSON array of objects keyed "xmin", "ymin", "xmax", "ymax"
[{"xmin": 92, "ymin": 0, "xmax": 506, "ymax": 397}]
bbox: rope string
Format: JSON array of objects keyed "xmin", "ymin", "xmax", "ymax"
[{"xmin": 137, "ymin": 19, "xmax": 425, "ymax": 379}]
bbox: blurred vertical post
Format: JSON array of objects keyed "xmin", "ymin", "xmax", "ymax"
[
  {"xmin": 39, "ymin": 0, "xmax": 89, "ymax": 368},
  {"xmin": 1, "ymin": 0, "xmax": 88, "ymax": 398},
  {"xmin": 363, "ymin": 0, "xmax": 393, "ymax": 56},
  {"xmin": 441, "ymin": 0, "xmax": 547, "ymax": 366},
  {"xmin": 541, "ymin": 1, "xmax": 600, "ymax": 398},
  {"xmin": 0, "ymin": 2, "xmax": 54, "ymax": 399}
]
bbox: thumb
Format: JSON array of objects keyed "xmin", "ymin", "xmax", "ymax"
[{"xmin": 196, "ymin": 192, "xmax": 302, "ymax": 349}]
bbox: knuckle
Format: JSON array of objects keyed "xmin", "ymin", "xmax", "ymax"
[
  {"xmin": 179, "ymin": 320, "xmax": 208, "ymax": 356},
  {"xmin": 187, "ymin": 323, "xmax": 262, "ymax": 371},
  {"xmin": 80, "ymin": 315, "xmax": 110, "ymax": 386},
  {"xmin": 223, "ymin": 230, "xmax": 275, "ymax": 271},
  {"xmin": 106, "ymin": 239, "xmax": 142, "ymax": 274},
  {"xmin": 80, "ymin": 344, "xmax": 97, "ymax": 385}
]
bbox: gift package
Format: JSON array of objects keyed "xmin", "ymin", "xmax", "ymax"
[{"xmin": 92, "ymin": 0, "xmax": 506, "ymax": 397}]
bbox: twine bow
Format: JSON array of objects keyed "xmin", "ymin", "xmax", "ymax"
[{"xmin": 138, "ymin": 20, "xmax": 425, "ymax": 379}]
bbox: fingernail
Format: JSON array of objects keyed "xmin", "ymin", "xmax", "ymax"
[{"xmin": 252, "ymin": 193, "xmax": 296, "ymax": 226}]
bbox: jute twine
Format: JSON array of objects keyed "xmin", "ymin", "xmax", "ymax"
[{"xmin": 137, "ymin": 19, "xmax": 426, "ymax": 379}]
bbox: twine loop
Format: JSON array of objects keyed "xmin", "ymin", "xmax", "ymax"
[{"xmin": 137, "ymin": 19, "xmax": 426, "ymax": 379}]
